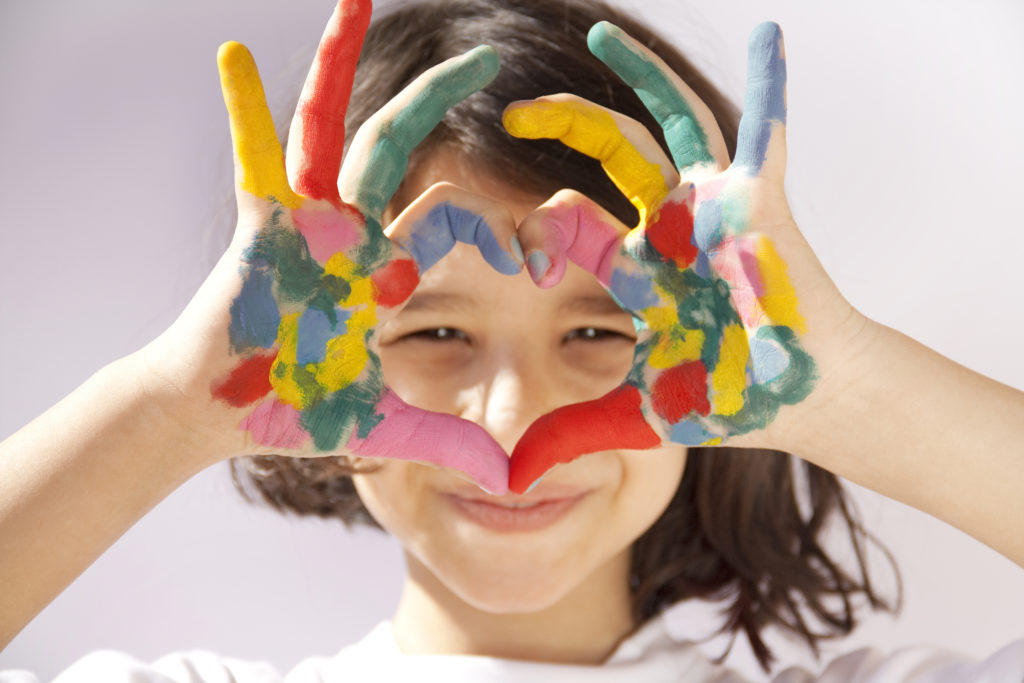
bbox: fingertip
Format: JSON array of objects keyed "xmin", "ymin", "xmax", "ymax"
[
  {"xmin": 502, "ymin": 100, "xmax": 570, "ymax": 140},
  {"xmin": 525, "ymin": 249, "xmax": 552, "ymax": 283},
  {"xmin": 585, "ymin": 21, "xmax": 619, "ymax": 57},
  {"xmin": 217, "ymin": 41, "xmax": 254, "ymax": 77},
  {"xmin": 472, "ymin": 44, "xmax": 501, "ymax": 78},
  {"xmin": 747, "ymin": 21, "xmax": 786, "ymax": 73}
]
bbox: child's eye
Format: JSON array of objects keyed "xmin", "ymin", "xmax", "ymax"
[
  {"xmin": 563, "ymin": 327, "xmax": 633, "ymax": 343},
  {"xmin": 403, "ymin": 327, "xmax": 470, "ymax": 343}
]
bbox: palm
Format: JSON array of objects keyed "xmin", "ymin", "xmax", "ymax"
[
  {"xmin": 620, "ymin": 170, "xmax": 816, "ymax": 447},
  {"xmin": 504, "ymin": 21, "xmax": 818, "ymax": 493},
  {"xmin": 205, "ymin": 0, "xmax": 516, "ymax": 493}
]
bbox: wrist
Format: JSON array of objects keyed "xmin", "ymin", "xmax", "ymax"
[{"xmin": 105, "ymin": 348, "xmax": 231, "ymax": 474}]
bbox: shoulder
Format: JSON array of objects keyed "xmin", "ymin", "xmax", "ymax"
[
  {"xmin": 773, "ymin": 640, "xmax": 1024, "ymax": 683},
  {"xmin": 35, "ymin": 649, "xmax": 286, "ymax": 683}
]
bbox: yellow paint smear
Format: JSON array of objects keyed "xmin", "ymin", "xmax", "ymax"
[
  {"xmin": 755, "ymin": 236, "xmax": 806, "ymax": 334},
  {"xmin": 711, "ymin": 323, "xmax": 749, "ymax": 416},
  {"xmin": 504, "ymin": 101, "xmax": 668, "ymax": 223},
  {"xmin": 645, "ymin": 303, "xmax": 705, "ymax": 369},
  {"xmin": 316, "ymin": 307, "xmax": 374, "ymax": 392},
  {"xmin": 270, "ymin": 313, "xmax": 306, "ymax": 408},
  {"xmin": 218, "ymin": 42, "xmax": 301, "ymax": 208}
]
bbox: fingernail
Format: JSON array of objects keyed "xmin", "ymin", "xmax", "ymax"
[
  {"xmin": 509, "ymin": 235, "xmax": 525, "ymax": 264},
  {"xmin": 526, "ymin": 250, "xmax": 551, "ymax": 281}
]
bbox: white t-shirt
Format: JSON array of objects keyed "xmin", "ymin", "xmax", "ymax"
[{"xmin": 3, "ymin": 616, "xmax": 1023, "ymax": 682}]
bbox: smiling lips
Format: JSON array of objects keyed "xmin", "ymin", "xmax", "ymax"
[{"xmin": 443, "ymin": 489, "xmax": 591, "ymax": 533}]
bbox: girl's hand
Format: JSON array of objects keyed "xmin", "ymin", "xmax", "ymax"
[
  {"xmin": 147, "ymin": 0, "xmax": 521, "ymax": 494},
  {"xmin": 502, "ymin": 22, "xmax": 865, "ymax": 493}
]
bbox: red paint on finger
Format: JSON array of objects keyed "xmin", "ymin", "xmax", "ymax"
[
  {"xmin": 650, "ymin": 361, "xmax": 711, "ymax": 422},
  {"xmin": 646, "ymin": 199, "xmax": 698, "ymax": 268},
  {"xmin": 371, "ymin": 258, "xmax": 420, "ymax": 307},
  {"xmin": 293, "ymin": 0, "xmax": 372, "ymax": 201},
  {"xmin": 509, "ymin": 385, "xmax": 661, "ymax": 494},
  {"xmin": 212, "ymin": 351, "xmax": 277, "ymax": 407}
]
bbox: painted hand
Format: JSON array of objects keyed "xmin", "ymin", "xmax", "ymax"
[
  {"xmin": 210, "ymin": 0, "xmax": 520, "ymax": 493},
  {"xmin": 503, "ymin": 22, "xmax": 821, "ymax": 493}
]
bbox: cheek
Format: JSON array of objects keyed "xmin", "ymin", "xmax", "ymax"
[
  {"xmin": 352, "ymin": 462, "xmax": 429, "ymax": 543},
  {"xmin": 377, "ymin": 346, "xmax": 472, "ymax": 414},
  {"xmin": 612, "ymin": 447, "xmax": 688, "ymax": 538}
]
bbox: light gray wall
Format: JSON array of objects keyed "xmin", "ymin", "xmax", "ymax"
[{"xmin": 1, "ymin": 0, "xmax": 1022, "ymax": 678}]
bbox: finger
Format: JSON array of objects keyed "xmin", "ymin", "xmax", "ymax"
[
  {"xmin": 508, "ymin": 385, "xmax": 661, "ymax": 495},
  {"xmin": 217, "ymin": 42, "xmax": 301, "ymax": 210},
  {"xmin": 348, "ymin": 391, "xmax": 510, "ymax": 494},
  {"xmin": 385, "ymin": 182, "xmax": 524, "ymax": 275},
  {"xmin": 586, "ymin": 21, "xmax": 730, "ymax": 173},
  {"xmin": 339, "ymin": 45, "xmax": 501, "ymax": 229},
  {"xmin": 733, "ymin": 22, "xmax": 787, "ymax": 179},
  {"xmin": 286, "ymin": 0, "xmax": 372, "ymax": 203},
  {"xmin": 517, "ymin": 189, "xmax": 661, "ymax": 312},
  {"xmin": 503, "ymin": 95, "xmax": 677, "ymax": 226}
]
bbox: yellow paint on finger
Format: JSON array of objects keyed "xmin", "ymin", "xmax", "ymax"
[
  {"xmin": 710, "ymin": 323, "xmax": 749, "ymax": 416},
  {"xmin": 504, "ymin": 101, "xmax": 668, "ymax": 223},
  {"xmin": 218, "ymin": 42, "xmax": 301, "ymax": 208},
  {"xmin": 754, "ymin": 236, "xmax": 806, "ymax": 334}
]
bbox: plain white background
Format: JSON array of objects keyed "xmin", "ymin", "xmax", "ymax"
[{"xmin": 1, "ymin": 0, "xmax": 1022, "ymax": 679}]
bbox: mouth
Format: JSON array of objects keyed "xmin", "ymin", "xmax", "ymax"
[{"xmin": 442, "ymin": 489, "xmax": 591, "ymax": 533}]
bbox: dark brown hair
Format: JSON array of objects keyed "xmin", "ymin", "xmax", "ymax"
[{"xmin": 231, "ymin": 0, "xmax": 898, "ymax": 671}]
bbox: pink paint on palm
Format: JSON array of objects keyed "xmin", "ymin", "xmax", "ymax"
[
  {"xmin": 293, "ymin": 206, "xmax": 363, "ymax": 264},
  {"xmin": 347, "ymin": 390, "xmax": 510, "ymax": 494},
  {"xmin": 539, "ymin": 203, "xmax": 621, "ymax": 287},
  {"xmin": 710, "ymin": 235, "xmax": 766, "ymax": 328},
  {"xmin": 240, "ymin": 398, "xmax": 311, "ymax": 449},
  {"xmin": 694, "ymin": 177, "xmax": 728, "ymax": 205}
]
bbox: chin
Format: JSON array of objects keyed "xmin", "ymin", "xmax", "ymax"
[{"xmin": 430, "ymin": 551, "xmax": 589, "ymax": 614}]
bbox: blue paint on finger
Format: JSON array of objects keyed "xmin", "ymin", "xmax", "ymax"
[
  {"xmin": 408, "ymin": 201, "xmax": 522, "ymax": 275},
  {"xmin": 734, "ymin": 22, "xmax": 786, "ymax": 173}
]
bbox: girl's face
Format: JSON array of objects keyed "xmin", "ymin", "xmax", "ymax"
[{"xmin": 354, "ymin": 151, "xmax": 686, "ymax": 613}]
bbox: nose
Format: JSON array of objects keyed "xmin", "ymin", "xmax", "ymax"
[{"xmin": 461, "ymin": 349, "xmax": 558, "ymax": 455}]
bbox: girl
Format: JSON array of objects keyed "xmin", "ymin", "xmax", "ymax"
[{"xmin": 1, "ymin": 0, "xmax": 1022, "ymax": 679}]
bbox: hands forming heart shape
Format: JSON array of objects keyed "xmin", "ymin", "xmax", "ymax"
[{"xmin": 211, "ymin": 0, "xmax": 817, "ymax": 496}]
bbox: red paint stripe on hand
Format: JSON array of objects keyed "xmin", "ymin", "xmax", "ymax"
[
  {"xmin": 509, "ymin": 385, "xmax": 661, "ymax": 494},
  {"xmin": 211, "ymin": 351, "xmax": 277, "ymax": 407}
]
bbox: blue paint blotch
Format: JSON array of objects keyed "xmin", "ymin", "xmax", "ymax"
[
  {"xmin": 609, "ymin": 268, "xmax": 659, "ymax": 311},
  {"xmin": 750, "ymin": 336, "xmax": 790, "ymax": 384},
  {"xmin": 229, "ymin": 264, "xmax": 280, "ymax": 351},
  {"xmin": 693, "ymin": 198, "xmax": 723, "ymax": 251},
  {"xmin": 670, "ymin": 419, "xmax": 717, "ymax": 445},
  {"xmin": 408, "ymin": 202, "xmax": 521, "ymax": 275},
  {"xmin": 296, "ymin": 306, "xmax": 351, "ymax": 365}
]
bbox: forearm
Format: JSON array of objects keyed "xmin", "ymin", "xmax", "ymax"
[
  {"xmin": 0, "ymin": 354, "xmax": 220, "ymax": 648},
  {"xmin": 789, "ymin": 320, "xmax": 1024, "ymax": 565}
]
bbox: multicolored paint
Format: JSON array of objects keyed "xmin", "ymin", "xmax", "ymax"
[
  {"xmin": 505, "ymin": 21, "xmax": 817, "ymax": 493},
  {"xmin": 211, "ymin": 0, "xmax": 513, "ymax": 494}
]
